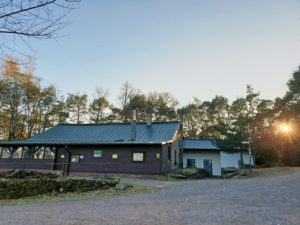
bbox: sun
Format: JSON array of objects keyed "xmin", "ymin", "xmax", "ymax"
[{"xmin": 278, "ymin": 123, "xmax": 291, "ymax": 133}]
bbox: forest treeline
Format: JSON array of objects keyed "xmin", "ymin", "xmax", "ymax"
[{"xmin": 0, "ymin": 57, "xmax": 299, "ymax": 166}]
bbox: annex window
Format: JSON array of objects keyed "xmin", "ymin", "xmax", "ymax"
[
  {"xmin": 71, "ymin": 154, "xmax": 80, "ymax": 163},
  {"xmin": 132, "ymin": 152, "xmax": 145, "ymax": 162},
  {"xmin": 187, "ymin": 159, "xmax": 195, "ymax": 168},
  {"xmin": 168, "ymin": 146, "xmax": 171, "ymax": 161}
]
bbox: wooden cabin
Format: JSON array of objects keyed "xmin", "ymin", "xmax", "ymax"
[{"xmin": 0, "ymin": 121, "xmax": 181, "ymax": 175}]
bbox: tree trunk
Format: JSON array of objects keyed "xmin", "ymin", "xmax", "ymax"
[{"xmin": 77, "ymin": 105, "xmax": 80, "ymax": 124}]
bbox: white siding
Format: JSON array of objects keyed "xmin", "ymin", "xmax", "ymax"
[
  {"xmin": 183, "ymin": 151, "xmax": 221, "ymax": 176},
  {"xmin": 220, "ymin": 152, "xmax": 254, "ymax": 168}
]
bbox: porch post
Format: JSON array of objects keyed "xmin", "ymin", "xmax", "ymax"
[
  {"xmin": 9, "ymin": 146, "xmax": 13, "ymax": 159},
  {"xmin": 63, "ymin": 145, "xmax": 70, "ymax": 176},
  {"xmin": 51, "ymin": 146, "xmax": 56, "ymax": 171},
  {"xmin": 20, "ymin": 146, "xmax": 24, "ymax": 159}
]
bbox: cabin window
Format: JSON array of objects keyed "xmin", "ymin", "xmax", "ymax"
[
  {"xmin": 34, "ymin": 148, "xmax": 44, "ymax": 159},
  {"xmin": 1, "ymin": 148, "xmax": 12, "ymax": 159},
  {"xmin": 44, "ymin": 147, "xmax": 55, "ymax": 159},
  {"xmin": 12, "ymin": 147, "xmax": 23, "ymax": 159},
  {"xmin": 71, "ymin": 154, "xmax": 80, "ymax": 163},
  {"xmin": 168, "ymin": 146, "xmax": 171, "ymax": 161},
  {"xmin": 132, "ymin": 152, "xmax": 145, "ymax": 162},
  {"xmin": 23, "ymin": 147, "xmax": 34, "ymax": 159},
  {"xmin": 174, "ymin": 150, "xmax": 177, "ymax": 165}
]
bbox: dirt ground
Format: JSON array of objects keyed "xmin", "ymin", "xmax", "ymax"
[{"xmin": 0, "ymin": 167, "xmax": 299, "ymax": 225}]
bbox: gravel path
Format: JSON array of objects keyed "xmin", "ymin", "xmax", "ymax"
[{"xmin": 0, "ymin": 168, "xmax": 300, "ymax": 225}]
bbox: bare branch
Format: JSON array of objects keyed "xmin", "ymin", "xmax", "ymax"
[
  {"xmin": 0, "ymin": 0, "xmax": 81, "ymax": 56},
  {"xmin": 0, "ymin": 1, "xmax": 56, "ymax": 19}
]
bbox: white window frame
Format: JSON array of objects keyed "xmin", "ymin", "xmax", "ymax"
[{"xmin": 132, "ymin": 152, "xmax": 145, "ymax": 162}]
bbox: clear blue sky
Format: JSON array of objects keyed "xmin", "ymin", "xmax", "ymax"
[{"xmin": 19, "ymin": 0, "xmax": 300, "ymax": 105}]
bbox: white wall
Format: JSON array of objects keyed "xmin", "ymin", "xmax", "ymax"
[
  {"xmin": 220, "ymin": 152, "xmax": 254, "ymax": 168},
  {"xmin": 183, "ymin": 151, "xmax": 221, "ymax": 176}
]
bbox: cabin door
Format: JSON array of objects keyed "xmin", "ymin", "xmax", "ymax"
[
  {"xmin": 204, "ymin": 159, "xmax": 212, "ymax": 176},
  {"xmin": 54, "ymin": 148, "xmax": 64, "ymax": 170}
]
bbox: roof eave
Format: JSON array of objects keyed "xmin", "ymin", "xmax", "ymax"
[{"xmin": 0, "ymin": 142, "xmax": 164, "ymax": 147}]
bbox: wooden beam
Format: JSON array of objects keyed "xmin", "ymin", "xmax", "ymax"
[{"xmin": 20, "ymin": 147, "xmax": 24, "ymax": 159}]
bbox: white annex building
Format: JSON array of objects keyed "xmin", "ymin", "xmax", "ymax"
[{"xmin": 182, "ymin": 139, "xmax": 254, "ymax": 176}]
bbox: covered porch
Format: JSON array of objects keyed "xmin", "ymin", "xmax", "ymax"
[{"xmin": 0, "ymin": 142, "xmax": 61, "ymax": 172}]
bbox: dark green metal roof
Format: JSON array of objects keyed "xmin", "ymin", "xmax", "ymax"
[
  {"xmin": 0, "ymin": 122, "xmax": 180, "ymax": 146},
  {"xmin": 183, "ymin": 139, "xmax": 220, "ymax": 151}
]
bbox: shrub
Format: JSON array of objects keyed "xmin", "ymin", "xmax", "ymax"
[
  {"xmin": 0, "ymin": 177, "xmax": 120, "ymax": 199},
  {"xmin": 167, "ymin": 168, "xmax": 209, "ymax": 179},
  {"xmin": 0, "ymin": 169, "xmax": 59, "ymax": 179},
  {"xmin": 255, "ymin": 145, "xmax": 280, "ymax": 167}
]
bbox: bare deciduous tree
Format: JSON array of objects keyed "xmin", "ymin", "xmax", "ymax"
[
  {"xmin": 118, "ymin": 82, "xmax": 137, "ymax": 122},
  {"xmin": 0, "ymin": 0, "xmax": 81, "ymax": 55}
]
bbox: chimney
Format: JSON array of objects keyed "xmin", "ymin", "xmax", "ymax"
[
  {"xmin": 147, "ymin": 112, "xmax": 152, "ymax": 127},
  {"xmin": 131, "ymin": 109, "xmax": 136, "ymax": 141}
]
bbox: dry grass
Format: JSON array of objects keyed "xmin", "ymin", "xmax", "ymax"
[
  {"xmin": 251, "ymin": 167, "xmax": 299, "ymax": 177},
  {"xmin": 0, "ymin": 184, "xmax": 156, "ymax": 206}
]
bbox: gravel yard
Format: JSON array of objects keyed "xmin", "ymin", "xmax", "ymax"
[{"xmin": 0, "ymin": 167, "xmax": 299, "ymax": 225}]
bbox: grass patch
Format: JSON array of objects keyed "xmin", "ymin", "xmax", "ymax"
[
  {"xmin": 228, "ymin": 167, "xmax": 294, "ymax": 179},
  {"xmin": 249, "ymin": 167, "xmax": 297, "ymax": 178},
  {"xmin": 0, "ymin": 184, "xmax": 156, "ymax": 206},
  {"xmin": 180, "ymin": 168, "xmax": 198, "ymax": 173}
]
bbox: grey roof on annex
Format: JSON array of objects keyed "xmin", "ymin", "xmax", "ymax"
[
  {"xmin": 183, "ymin": 139, "xmax": 220, "ymax": 150},
  {"xmin": 0, "ymin": 122, "xmax": 180, "ymax": 146}
]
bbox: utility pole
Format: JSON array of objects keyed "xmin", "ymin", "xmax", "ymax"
[
  {"xmin": 242, "ymin": 138, "xmax": 252, "ymax": 174},
  {"xmin": 248, "ymin": 137, "xmax": 252, "ymax": 174}
]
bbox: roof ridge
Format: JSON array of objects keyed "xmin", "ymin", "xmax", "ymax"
[
  {"xmin": 58, "ymin": 121, "xmax": 180, "ymax": 126},
  {"xmin": 184, "ymin": 138, "xmax": 216, "ymax": 140}
]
